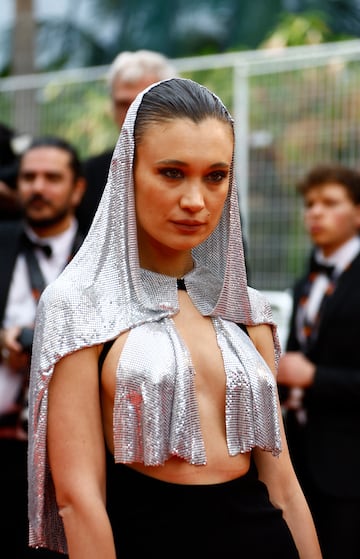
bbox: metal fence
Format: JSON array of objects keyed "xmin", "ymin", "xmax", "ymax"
[{"xmin": 2, "ymin": 39, "xmax": 360, "ymax": 291}]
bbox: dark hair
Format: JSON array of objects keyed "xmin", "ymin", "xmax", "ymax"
[
  {"xmin": 0, "ymin": 123, "xmax": 18, "ymax": 189},
  {"xmin": 134, "ymin": 78, "xmax": 233, "ymax": 144},
  {"xmin": 22, "ymin": 136, "xmax": 83, "ymax": 180},
  {"xmin": 297, "ymin": 163, "xmax": 360, "ymax": 205}
]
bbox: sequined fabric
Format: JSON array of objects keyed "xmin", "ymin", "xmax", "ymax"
[
  {"xmin": 113, "ymin": 310, "xmax": 280, "ymax": 466},
  {"xmin": 28, "ymin": 78, "xmax": 281, "ymax": 553}
]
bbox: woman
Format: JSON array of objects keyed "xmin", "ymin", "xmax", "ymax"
[{"xmin": 28, "ymin": 78, "xmax": 321, "ymax": 558}]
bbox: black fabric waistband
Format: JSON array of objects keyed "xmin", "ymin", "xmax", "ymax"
[{"xmin": 105, "ymin": 451, "xmax": 299, "ymax": 558}]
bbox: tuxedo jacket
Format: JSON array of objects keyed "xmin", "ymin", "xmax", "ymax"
[
  {"xmin": 282, "ymin": 251, "xmax": 360, "ymax": 497},
  {"xmin": 0, "ymin": 220, "xmax": 84, "ymax": 327}
]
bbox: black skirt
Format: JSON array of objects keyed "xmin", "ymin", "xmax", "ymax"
[{"xmin": 106, "ymin": 452, "xmax": 300, "ymax": 558}]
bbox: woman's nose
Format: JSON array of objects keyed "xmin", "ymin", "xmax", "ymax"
[{"xmin": 179, "ymin": 183, "xmax": 205, "ymax": 211}]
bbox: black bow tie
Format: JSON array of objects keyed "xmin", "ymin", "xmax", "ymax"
[
  {"xmin": 21, "ymin": 233, "xmax": 52, "ymax": 258},
  {"xmin": 310, "ymin": 259, "xmax": 335, "ymax": 278}
]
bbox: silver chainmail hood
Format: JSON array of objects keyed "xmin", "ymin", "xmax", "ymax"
[{"xmin": 28, "ymin": 78, "xmax": 281, "ymax": 553}]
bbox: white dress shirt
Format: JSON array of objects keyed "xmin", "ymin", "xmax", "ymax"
[
  {"xmin": 0, "ymin": 218, "xmax": 78, "ymax": 414},
  {"xmin": 305, "ymin": 235, "xmax": 360, "ymax": 323}
]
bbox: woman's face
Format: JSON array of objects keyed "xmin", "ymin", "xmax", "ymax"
[{"xmin": 134, "ymin": 117, "xmax": 234, "ymax": 259}]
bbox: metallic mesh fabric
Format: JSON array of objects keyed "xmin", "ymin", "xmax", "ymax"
[
  {"xmin": 28, "ymin": 79, "xmax": 281, "ymax": 553},
  {"xmin": 113, "ymin": 309, "xmax": 280, "ymax": 466}
]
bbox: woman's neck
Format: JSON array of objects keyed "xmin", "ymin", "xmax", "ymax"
[{"xmin": 139, "ymin": 249, "xmax": 194, "ymax": 278}]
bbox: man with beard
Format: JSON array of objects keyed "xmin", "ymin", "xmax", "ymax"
[{"xmin": 0, "ymin": 136, "xmax": 86, "ymax": 558}]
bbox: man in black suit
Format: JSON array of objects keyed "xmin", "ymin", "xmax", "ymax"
[
  {"xmin": 0, "ymin": 136, "xmax": 86, "ymax": 558},
  {"xmin": 77, "ymin": 50, "xmax": 177, "ymax": 235},
  {"xmin": 277, "ymin": 163, "xmax": 360, "ymax": 559}
]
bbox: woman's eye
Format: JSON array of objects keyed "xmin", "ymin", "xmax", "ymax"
[
  {"xmin": 160, "ymin": 168, "xmax": 183, "ymax": 179},
  {"xmin": 207, "ymin": 170, "xmax": 228, "ymax": 182}
]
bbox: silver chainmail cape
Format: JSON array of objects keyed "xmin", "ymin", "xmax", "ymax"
[{"xmin": 28, "ymin": 79, "xmax": 282, "ymax": 553}]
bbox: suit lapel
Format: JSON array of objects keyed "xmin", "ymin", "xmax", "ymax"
[
  {"xmin": 316, "ymin": 251, "xmax": 360, "ymax": 332},
  {"xmin": 0, "ymin": 221, "xmax": 23, "ymax": 325}
]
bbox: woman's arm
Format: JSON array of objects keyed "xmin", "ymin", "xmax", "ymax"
[
  {"xmin": 47, "ymin": 345, "xmax": 116, "ymax": 558},
  {"xmin": 248, "ymin": 324, "xmax": 322, "ymax": 559}
]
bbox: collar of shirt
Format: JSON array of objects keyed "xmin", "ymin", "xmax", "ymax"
[
  {"xmin": 315, "ymin": 235, "xmax": 360, "ymax": 275},
  {"xmin": 24, "ymin": 218, "xmax": 78, "ymax": 284},
  {"xmin": 305, "ymin": 236, "xmax": 360, "ymax": 323}
]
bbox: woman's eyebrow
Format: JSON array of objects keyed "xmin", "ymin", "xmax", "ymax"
[{"xmin": 156, "ymin": 159, "xmax": 230, "ymax": 168}]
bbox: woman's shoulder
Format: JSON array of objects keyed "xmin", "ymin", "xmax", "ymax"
[
  {"xmin": 39, "ymin": 272, "xmax": 83, "ymax": 311},
  {"xmin": 247, "ymin": 286, "xmax": 273, "ymax": 322}
]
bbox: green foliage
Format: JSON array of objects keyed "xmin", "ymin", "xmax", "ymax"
[
  {"xmin": 2, "ymin": 0, "xmax": 360, "ymax": 77},
  {"xmin": 36, "ymin": 79, "xmax": 116, "ymax": 158},
  {"xmin": 261, "ymin": 10, "xmax": 341, "ymax": 48}
]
